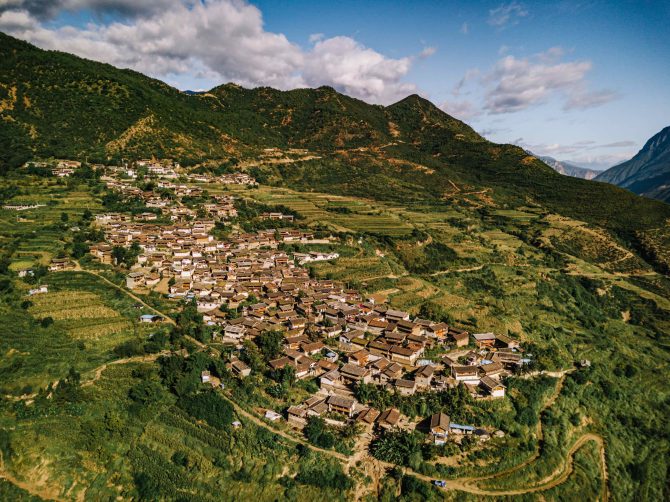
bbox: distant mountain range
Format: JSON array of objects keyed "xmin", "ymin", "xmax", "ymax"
[
  {"xmin": 595, "ymin": 126, "xmax": 670, "ymax": 203},
  {"xmin": 537, "ymin": 155, "xmax": 600, "ymax": 180}
]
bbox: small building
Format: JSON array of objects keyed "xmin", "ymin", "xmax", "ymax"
[
  {"xmin": 377, "ymin": 408, "xmax": 401, "ymax": 429},
  {"xmin": 451, "ymin": 365, "xmax": 481, "ymax": 384},
  {"xmin": 231, "ymin": 359, "xmax": 251, "ymax": 378},
  {"xmin": 201, "ymin": 370, "xmax": 211, "ymax": 383},
  {"xmin": 356, "ymin": 407, "xmax": 381, "ymax": 426},
  {"xmin": 472, "ymin": 332, "xmax": 496, "ymax": 348},
  {"xmin": 395, "ymin": 379, "xmax": 417, "ymax": 396},
  {"xmin": 496, "ymin": 333, "xmax": 520, "ymax": 350},
  {"xmin": 414, "ymin": 364, "xmax": 435, "ymax": 388},
  {"xmin": 449, "ymin": 423, "xmax": 475, "ymax": 435},
  {"xmin": 450, "ymin": 329, "xmax": 470, "ymax": 347},
  {"xmin": 287, "ymin": 406, "xmax": 308, "ymax": 427},
  {"xmin": 480, "ymin": 376, "xmax": 506, "ymax": 398},
  {"xmin": 264, "ymin": 410, "xmax": 282, "ymax": 422},
  {"xmin": 327, "ymin": 394, "xmax": 356, "ymax": 418},
  {"xmin": 139, "ymin": 314, "xmax": 163, "ymax": 323},
  {"xmin": 429, "ymin": 412, "xmax": 451, "ymax": 445}
]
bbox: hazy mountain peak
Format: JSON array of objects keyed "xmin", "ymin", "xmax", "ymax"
[{"xmin": 595, "ymin": 126, "xmax": 670, "ymax": 202}]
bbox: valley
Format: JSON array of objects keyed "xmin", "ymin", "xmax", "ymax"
[{"xmin": 0, "ymin": 154, "xmax": 668, "ymax": 501}]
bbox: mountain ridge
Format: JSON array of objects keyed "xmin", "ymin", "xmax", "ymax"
[
  {"xmin": 595, "ymin": 126, "xmax": 670, "ymax": 202},
  {"xmin": 537, "ymin": 155, "xmax": 600, "ymax": 180},
  {"xmin": 1, "ymin": 30, "xmax": 669, "ymax": 235}
]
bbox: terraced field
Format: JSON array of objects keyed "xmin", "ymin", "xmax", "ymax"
[{"xmin": 224, "ymin": 185, "xmax": 415, "ymax": 236}]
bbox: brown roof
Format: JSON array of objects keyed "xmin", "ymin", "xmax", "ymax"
[
  {"xmin": 378, "ymin": 408, "xmax": 400, "ymax": 426},
  {"xmin": 357, "ymin": 407, "xmax": 381, "ymax": 424},
  {"xmin": 430, "ymin": 412, "xmax": 450, "ymax": 431},
  {"xmin": 327, "ymin": 394, "xmax": 356, "ymax": 409}
]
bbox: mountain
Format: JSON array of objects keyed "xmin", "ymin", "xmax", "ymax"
[
  {"xmin": 538, "ymin": 155, "xmax": 600, "ymax": 180},
  {"xmin": 1, "ymin": 30, "xmax": 670, "ymax": 235},
  {"xmin": 595, "ymin": 126, "xmax": 670, "ymax": 202}
]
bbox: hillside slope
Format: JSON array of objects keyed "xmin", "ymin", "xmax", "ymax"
[
  {"xmin": 595, "ymin": 126, "xmax": 670, "ymax": 202},
  {"xmin": 1, "ymin": 31, "xmax": 670, "ymax": 234}
]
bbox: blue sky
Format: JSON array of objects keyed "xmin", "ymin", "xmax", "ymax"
[{"xmin": 1, "ymin": 0, "xmax": 668, "ymax": 169}]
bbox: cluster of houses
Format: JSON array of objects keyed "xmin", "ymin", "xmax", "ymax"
[
  {"xmin": 89, "ymin": 161, "xmax": 525, "ymax": 448},
  {"xmin": 53, "ymin": 160, "xmax": 82, "ymax": 177}
]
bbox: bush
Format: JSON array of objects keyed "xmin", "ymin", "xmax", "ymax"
[{"xmin": 177, "ymin": 391, "xmax": 234, "ymax": 430}]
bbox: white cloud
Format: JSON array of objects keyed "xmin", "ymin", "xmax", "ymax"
[
  {"xmin": 564, "ymin": 88, "xmax": 619, "ymax": 110},
  {"xmin": 515, "ymin": 139, "xmax": 636, "ymax": 169},
  {"xmin": 482, "ymin": 49, "xmax": 618, "ymax": 114},
  {"xmin": 0, "ymin": 0, "xmax": 419, "ymax": 104},
  {"xmin": 308, "ymin": 33, "xmax": 324, "ymax": 43},
  {"xmin": 303, "ymin": 36, "xmax": 416, "ymax": 104},
  {"xmin": 488, "ymin": 2, "xmax": 528, "ymax": 28}
]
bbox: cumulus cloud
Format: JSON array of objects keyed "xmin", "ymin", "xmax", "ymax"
[
  {"xmin": 0, "ymin": 0, "xmax": 418, "ymax": 104},
  {"xmin": 303, "ymin": 36, "xmax": 416, "ymax": 103},
  {"xmin": 488, "ymin": 2, "xmax": 528, "ymax": 28},
  {"xmin": 482, "ymin": 49, "xmax": 618, "ymax": 114}
]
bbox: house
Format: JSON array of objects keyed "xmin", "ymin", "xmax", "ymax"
[
  {"xmin": 450, "ymin": 328, "xmax": 470, "ymax": 347},
  {"xmin": 357, "ymin": 407, "xmax": 381, "ymax": 426},
  {"xmin": 201, "ymin": 371, "xmax": 211, "ymax": 383},
  {"xmin": 396, "ymin": 320, "xmax": 420, "ymax": 336},
  {"xmin": 451, "ymin": 365, "xmax": 481, "ymax": 384},
  {"xmin": 379, "ymin": 362, "xmax": 403, "ymax": 383},
  {"xmin": 472, "ymin": 332, "xmax": 496, "ymax": 348},
  {"xmin": 377, "ymin": 408, "xmax": 401, "ymax": 429},
  {"xmin": 340, "ymin": 363, "xmax": 372, "ymax": 384},
  {"xmin": 385, "ymin": 309, "xmax": 410, "ymax": 322},
  {"xmin": 301, "ymin": 341, "xmax": 325, "ymax": 356},
  {"xmin": 426, "ymin": 322, "xmax": 449, "ymax": 340},
  {"xmin": 327, "ymin": 394, "xmax": 356, "ymax": 418},
  {"xmin": 139, "ymin": 314, "xmax": 163, "ymax": 323},
  {"xmin": 389, "ymin": 345, "xmax": 421, "ymax": 366},
  {"xmin": 231, "ymin": 359, "xmax": 251, "ymax": 378},
  {"xmin": 264, "ymin": 410, "xmax": 282, "ymax": 422},
  {"xmin": 348, "ymin": 349, "xmax": 371, "ymax": 366},
  {"xmin": 480, "ymin": 376, "xmax": 506, "ymax": 398},
  {"xmin": 287, "ymin": 406, "xmax": 308, "ymax": 427},
  {"xmin": 496, "ymin": 333, "xmax": 521, "ymax": 350},
  {"xmin": 414, "ymin": 364, "xmax": 435, "ymax": 388},
  {"xmin": 479, "ymin": 361, "xmax": 504, "ymax": 378},
  {"xmin": 320, "ymin": 369, "xmax": 342, "ymax": 389},
  {"xmin": 429, "ymin": 412, "xmax": 451, "ymax": 445},
  {"xmin": 395, "ymin": 379, "xmax": 417, "ymax": 396}
]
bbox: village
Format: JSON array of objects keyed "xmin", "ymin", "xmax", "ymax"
[{"xmin": 65, "ymin": 159, "xmax": 528, "ymax": 450}]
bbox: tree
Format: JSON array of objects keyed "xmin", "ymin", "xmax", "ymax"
[
  {"xmin": 60, "ymin": 212, "xmax": 69, "ymax": 222},
  {"xmin": 112, "ymin": 246, "xmax": 126, "ymax": 266},
  {"xmin": 256, "ymin": 330, "xmax": 284, "ymax": 361},
  {"xmin": 128, "ymin": 380, "xmax": 166, "ymax": 406},
  {"xmin": 72, "ymin": 241, "xmax": 89, "ymax": 258},
  {"xmin": 304, "ymin": 416, "xmax": 336, "ymax": 449}
]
